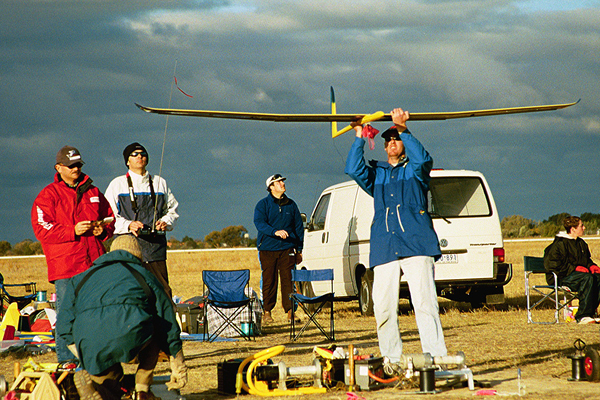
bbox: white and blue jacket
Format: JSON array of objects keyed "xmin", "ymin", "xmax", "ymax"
[
  {"xmin": 345, "ymin": 132, "xmax": 441, "ymax": 268},
  {"xmin": 105, "ymin": 170, "xmax": 178, "ymax": 262}
]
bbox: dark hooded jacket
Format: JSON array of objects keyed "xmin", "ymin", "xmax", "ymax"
[{"xmin": 544, "ymin": 232, "xmax": 595, "ymax": 285}]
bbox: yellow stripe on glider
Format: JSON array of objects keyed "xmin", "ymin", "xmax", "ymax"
[
  {"xmin": 330, "ymin": 86, "xmax": 337, "ymax": 138},
  {"xmin": 333, "ymin": 111, "xmax": 385, "ymax": 138}
]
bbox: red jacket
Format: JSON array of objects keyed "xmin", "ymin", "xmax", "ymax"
[{"xmin": 32, "ymin": 173, "xmax": 115, "ymax": 282}]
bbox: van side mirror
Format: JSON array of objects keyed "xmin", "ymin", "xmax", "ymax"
[{"xmin": 301, "ymin": 213, "xmax": 308, "ymax": 230}]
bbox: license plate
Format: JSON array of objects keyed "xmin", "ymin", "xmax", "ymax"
[{"xmin": 438, "ymin": 253, "xmax": 459, "ymax": 264}]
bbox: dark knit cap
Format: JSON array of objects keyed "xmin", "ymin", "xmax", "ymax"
[{"xmin": 122, "ymin": 142, "xmax": 148, "ymax": 166}]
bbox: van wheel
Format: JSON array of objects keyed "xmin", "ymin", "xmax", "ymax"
[
  {"xmin": 359, "ymin": 270, "xmax": 374, "ymax": 316},
  {"xmin": 468, "ymin": 291, "xmax": 486, "ymax": 309}
]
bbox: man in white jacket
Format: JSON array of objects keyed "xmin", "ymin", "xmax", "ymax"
[{"xmin": 105, "ymin": 143, "xmax": 179, "ymax": 300}]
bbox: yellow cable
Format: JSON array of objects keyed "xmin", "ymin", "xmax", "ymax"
[{"xmin": 237, "ymin": 345, "xmax": 327, "ymax": 396}]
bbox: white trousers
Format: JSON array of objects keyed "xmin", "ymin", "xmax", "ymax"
[{"xmin": 372, "ymin": 256, "xmax": 447, "ymax": 362}]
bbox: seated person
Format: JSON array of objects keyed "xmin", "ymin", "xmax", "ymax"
[
  {"xmin": 544, "ymin": 215, "xmax": 600, "ymax": 324},
  {"xmin": 57, "ymin": 235, "xmax": 187, "ymax": 400}
]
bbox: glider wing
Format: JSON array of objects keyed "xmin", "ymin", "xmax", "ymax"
[{"xmin": 135, "ymin": 100, "xmax": 579, "ymax": 137}]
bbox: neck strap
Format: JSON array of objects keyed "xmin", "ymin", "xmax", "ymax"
[{"xmin": 126, "ymin": 172, "xmax": 155, "ymax": 215}]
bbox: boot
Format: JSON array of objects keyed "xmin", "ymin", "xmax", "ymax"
[
  {"xmin": 263, "ymin": 310, "xmax": 274, "ymax": 324},
  {"xmin": 73, "ymin": 370, "xmax": 102, "ymax": 400},
  {"xmin": 136, "ymin": 390, "xmax": 162, "ymax": 400}
]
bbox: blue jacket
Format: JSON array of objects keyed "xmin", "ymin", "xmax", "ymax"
[
  {"xmin": 254, "ymin": 194, "xmax": 304, "ymax": 253},
  {"xmin": 56, "ymin": 250, "xmax": 182, "ymax": 375},
  {"xmin": 345, "ymin": 133, "xmax": 441, "ymax": 268}
]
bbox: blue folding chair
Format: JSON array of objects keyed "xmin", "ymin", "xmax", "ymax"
[
  {"xmin": 0, "ymin": 273, "xmax": 37, "ymax": 318},
  {"xmin": 290, "ymin": 269, "xmax": 334, "ymax": 341},
  {"xmin": 202, "ymin": 269, "xmax": 255, "ymax": 342}
]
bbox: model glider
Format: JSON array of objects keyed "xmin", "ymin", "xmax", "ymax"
[{"xmin": 135, "ymin": 91, "xmax": 579, "ymax": 138}]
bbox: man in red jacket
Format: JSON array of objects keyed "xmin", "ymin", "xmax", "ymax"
[{"xmin": 32, "ymin": 145, "xmax": 114, "ymax": 362}]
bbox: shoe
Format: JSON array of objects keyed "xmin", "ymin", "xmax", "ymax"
[
  {"xmin": 578, "ymin": 317, "xmax": 597, "ymax": 324},
  {"xmin": 73, "ymin": 370, "xmax": 102, "ymax": 400},
  {"xmin": 136, "ymin": 390, "xmax": 162, "ymax": 400},
  {"xmin": 263, "ymin": 311, "xmax": 274, "ymax": 324},
  {"xmin": 382, "ymin": 357, "xmax": 404, "ymax": 377},
  {"xmin": 287, "ymin": 310, "xmax": 301, "ymax": 323}
]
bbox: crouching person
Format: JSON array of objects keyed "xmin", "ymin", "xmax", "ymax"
[{"xmin": 57, "ymin": 235, "xmax": 187, "ymax": 400}]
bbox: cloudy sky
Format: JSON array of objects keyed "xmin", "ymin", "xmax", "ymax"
[{"xmin": 2, "ymin": 0, "xmax": 600, "ymax": 245}]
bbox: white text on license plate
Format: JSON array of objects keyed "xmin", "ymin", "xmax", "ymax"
[{"xmin": 438, "ymin": 254, "xmax": 459, "ymax": 264}]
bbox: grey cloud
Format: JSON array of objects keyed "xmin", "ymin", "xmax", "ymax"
[{"xmin": 2, "ymin": 0, "xmax": 599, "ymax": 244}]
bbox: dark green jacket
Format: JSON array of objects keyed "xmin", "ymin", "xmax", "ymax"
[{"xmin": 57, "ymin": 250, "xmax": 181, "ymax": 375}]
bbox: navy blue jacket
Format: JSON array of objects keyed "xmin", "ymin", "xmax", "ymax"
[
  {"xmin": 345, "ymin": 133, "xmax": 441, "ymax": 268},
  {"xmin": 254, "ymin": 194, "xmax": 304, "ymax": 253}
]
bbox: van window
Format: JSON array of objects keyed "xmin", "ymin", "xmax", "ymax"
[
  {"xmin": 428, "ymin": 177, "xmax": 491, "ymax": 217},
  {"xmin": 309, "ymin": 194, "xmax": 331, "ymax": 231}
]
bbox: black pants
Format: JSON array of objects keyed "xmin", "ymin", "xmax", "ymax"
[
  {"xmin": 561, "ymin": 271, "xmax": 600, "ymax": 320},
  {"xmin": 259, "ymin": 249, "xmax": 296, "ymax": 313},
  {"xmin": 143, "ymin": 260, "xmax": 172, "ymax": 301}
]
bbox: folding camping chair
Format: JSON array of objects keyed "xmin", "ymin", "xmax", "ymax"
[
  {"xmin": 290, "ymin": 269, "xmax": 334, "ymax": 341},
  {"xmin": 0, "ymin": 273, "xmax": 37, "ymax": 318},
  {"xmin": 524, "ymin": 256, "xmax": 578, "ymax": 324},
  {"xmin": 202, "ymin": 269, "xmax": 255, "ymax": 342}
]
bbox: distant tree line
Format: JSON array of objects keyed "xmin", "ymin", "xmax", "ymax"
[
  {"xmin": 501, "ymin": 212, "xmax": 600, "ymax": 238},
  {"xmin": 8, "ymin": 215, "xmax": 599, "ymax": 256},
  {"xmin": 168, "ymin": 225, "xmax": 257, "ymax": 249},
  {"xmin": 0, "ymin": 239, "xmax": 43, "ymax": 257},
  {"xmin": 0, "ymin": 225, "xmax": 257, "ymax": 257}
]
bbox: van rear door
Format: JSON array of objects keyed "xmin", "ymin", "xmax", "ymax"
[{"xmin": 428, "ymin": 171, "xmax": 503, "ymax": 282}]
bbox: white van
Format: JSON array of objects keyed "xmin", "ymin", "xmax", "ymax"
[{"xmin": 298, "ymin": 169, "xmax": 512, "ymax": 315}]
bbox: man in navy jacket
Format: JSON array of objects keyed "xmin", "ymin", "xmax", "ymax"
[
  {"xmin": 345, "ymin": 108, "xmax": 447, "ymax": 372},
  {"xmin": 254, "ymin": 174, "xmax": 304, "ymax": 323}
]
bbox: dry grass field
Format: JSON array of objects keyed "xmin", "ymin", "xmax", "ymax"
[{"xmin": 2, "ymin": 239, "xmax": 600, "ymax": 399}]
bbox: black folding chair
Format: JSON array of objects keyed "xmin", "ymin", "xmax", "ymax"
[
  {"xmin": 202, "ymin": 269, "xmax": 255, "ymax": 342},
  {"xmin": 0, "ymin": 273, "xmax": 37, "ymax": 318},
  {"xmin": 290, "ymin": 269, "xmax": 334, "ymax": 341}
]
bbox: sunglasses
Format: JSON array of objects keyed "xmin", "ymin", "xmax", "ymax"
[
  {"xmin": 385, "ymin": 137, "xmax": 401, "ymax": 142},
  {"xmin": 62, "ymin": 163, "xmax": 83, "ymax": 169},
  {"xmin": 130, "ymin": 151, "xmax": 148, "ymax": 158}
]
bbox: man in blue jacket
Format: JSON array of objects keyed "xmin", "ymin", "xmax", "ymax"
[
  {"xmin": 345, "ymin": 108, "xmax": 447, "ymax": 373},
  {"xmin": 254, "ymin": 174, "xmax": 304, "ymax": 324},
  {"xmin": 57, "ymin": 235, "xmax": 187, "ymax": 400}
]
